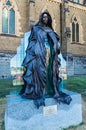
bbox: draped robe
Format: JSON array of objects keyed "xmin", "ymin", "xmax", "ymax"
[{"xmin": 22, "ymin": 25, "xmax": 60, "ymax": 100}]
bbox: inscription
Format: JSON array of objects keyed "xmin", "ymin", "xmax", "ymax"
[{"xmin": 43, "ymin": 105, "xmax": 57, "ymax": 116}]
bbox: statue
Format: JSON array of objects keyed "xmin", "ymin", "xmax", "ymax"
[{"xmin": 19, "ymin": 11, "xmax": 72, "ymax": 108}]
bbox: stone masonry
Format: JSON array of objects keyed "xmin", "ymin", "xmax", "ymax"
[{"xmin": 0, "ymin": 0, "xmax": 86, "ymax": 78}]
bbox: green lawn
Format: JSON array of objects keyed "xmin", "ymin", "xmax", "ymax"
[
  {"xmin": 0, "ymin": 76, "xmax": 86, "ymax": 99},
  {"xmin": 0, "ymin": 79, "xmax": 21, "ymax": 130},
  {"xmin": 64, "ymin": 76, "xmax": 86, "ymax": 101},
  {"xmin": 0, "ymin": 76, "xmax": 86, "ymax": 101},
  {"xmin": 0, "ymin": 79, "xmax": 21, "ymax": 98}
]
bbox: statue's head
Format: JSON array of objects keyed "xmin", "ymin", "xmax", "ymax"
[{"xmin": 39, "ymin": 10, "xmax": 53, "ymax": 28}]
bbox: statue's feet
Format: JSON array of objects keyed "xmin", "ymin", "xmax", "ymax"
[
  {"xmin": 19, "ymin": 90, "xmax": 24, "ymax": 95},
  {"xmin": 54, "ymin": 94, "xmax": 61, "ymax": 104},
  {"xmin": 34, "ymin": 98, "xmax": 45, "ymax": 109},
  {"xmin": 54, "ymin": 92, "xmax": 72, "ymax": 105},
  {"xmin": 21, "ymin": 93, "xmax": 34, "ymax": 99}
]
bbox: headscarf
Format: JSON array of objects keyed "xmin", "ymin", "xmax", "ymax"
[{"xmin": 35, "ymin": 10, "xmax": 53, "ymax": 29}]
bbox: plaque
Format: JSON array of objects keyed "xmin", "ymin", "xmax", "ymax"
[{"xmin": 43, "ymin": 105, "xmax": 57, "ymax": 116}]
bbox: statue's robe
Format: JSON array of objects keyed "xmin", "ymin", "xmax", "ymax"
[{"xmin": 22, "ymin": 24, "xmax": 60, "ymax": 101}]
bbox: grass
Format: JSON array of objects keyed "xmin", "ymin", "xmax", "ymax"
[
  {"xmin": 0, "ymin": 103, "xmax": 5, "ymax": 130},
  {"xmin": 64, "ymin": 76, "xmax": 86, "ymax": 101},
  {"xmin": 63, "ymin": 122, "xmax": 84, "ymax": 130},
  {"xmin": 0, "ymin": 76, "xmax": 86, "ymax": 99},
  {"xmin": 0, "ymin": 79, "xmax": 21, "ymax": 98},
  {"xmin": 1, "ymin": 120, "xmax": 5, "ymax": 130},
  {"xmin": 0, "ymin": 79, "xmax": 22, "ymax": 130}
]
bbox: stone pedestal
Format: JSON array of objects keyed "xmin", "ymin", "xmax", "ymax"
[{"xmin": 5, "ymin": 90, "xmax": 82, "ymax": 130}]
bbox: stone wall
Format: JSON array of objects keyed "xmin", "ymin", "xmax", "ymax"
[
  {"xmin": 15, "ymin": 0, "xmax": 29, "ymax": 33},
  {"xmin": 0, "ymin": 53, "xmax": 15, "ymax": 79},
  {"xmin": 34, "ymin": 0, "xmax": 61, "ymax": 34},
  {"xmin": 0, "ymin": 36, "xmax": 21, "ymax": 52},
  {"xmin": 67, "ymin": 54, "xmax": 86, "ymax": 76},
  {"xmin": 74, "ymin": 56, "xmax": 86, "ymax": 75},
  {"xmin": 67, "ymin": 54, "xmax": 74, "ymax": 76},
  {"xmin": 0, "ymin": 52, "xmax": 86, "ymax": 79}
]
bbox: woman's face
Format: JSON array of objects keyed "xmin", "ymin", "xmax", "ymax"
[{"xmin": 42, "ymin": 13, "xmax": 48, "ymax": 25}]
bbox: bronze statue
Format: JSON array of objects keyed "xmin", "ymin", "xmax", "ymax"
[{"xmin": 20, "ymin": 11, "xmax": 72, "ymax": 108}]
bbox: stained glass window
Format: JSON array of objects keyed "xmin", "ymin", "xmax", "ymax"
[
  {"xmin": 9, "ymin": 9, "xmax": 15, "ymax": 34},
  {"xmin": 76, "ymin": 23, "xmax": 79, "ymax": 42},
  {"xmin": 6, "ymin": 0, "xmax": 12, "ymax": 6},
  {"xmin": 77, "ymin": 0, "xmax": 80, "ymax": 3},
  {"xmin": 2, "ymin": 8, "xmax": 8, "ymax": 33},
  {"xmin": 72, "ymin": 22, "xmax": 75, "ymax": 42},
  {"xmin": 72, "ymin": 18, "xmax": 79, "ymax": 43}
]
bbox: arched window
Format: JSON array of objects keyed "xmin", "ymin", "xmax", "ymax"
[
  {"xmin": 77, "ymin": 0, "xmax": 80, "ymax": 3},
  {"xmin": 72, "ymin": 17, "xmax": 79, "ymax": 42},
  {"xmin": 70, "ymin": 0, "xmax": 80, "ymax": 4},
  {"xmin": 2, "ymin": 0, "xmax": 15, "ymax": 34},
  {"xmin": 72, "ymin": 22, "xmax": 75, "ymax": 42},
  {"xmin": 2, "ymin": 8, "xmax": 8, "ymax": 33},
  {"xmin": 9, "ymin": 9, "xmax": 15, "ymax": 34}
]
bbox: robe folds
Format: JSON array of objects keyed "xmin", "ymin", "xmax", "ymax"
[{"xmin": 22, "ymin": 25, "xmax": 60, "ymax": 100}]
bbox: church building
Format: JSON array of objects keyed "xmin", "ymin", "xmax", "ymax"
[{"xmin": 0, "ymin": 0, "xmax": 86, "ymax": 78}]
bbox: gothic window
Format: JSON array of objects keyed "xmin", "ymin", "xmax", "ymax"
[
  {"xmin": 2, "ymin": 8, "xmax": 8, "ymax": 33},
  {"xmin": 6, "ymin": 0, "xmax": 12, "ymax": 6},
  {"xmin": 72, "ymin": 17, "xmax": 79, "ymax": 42},
  {"xmin": 77, "ymin": 0, "xmax": 80, "ymax": 3},
  {"xmin": 2, "ymin": 0, "xmax": 15, "ymax": 34},
  {"xmin": 70, "ymin": 0, "xmax": 80, "ymax": 3},
  {"xmin": 76, "ymin": 23, "xmax": 79, "ymax": 42},
  {"xmin": 72, "ymin": 22, "xmax": 75, "ymax": 42}
]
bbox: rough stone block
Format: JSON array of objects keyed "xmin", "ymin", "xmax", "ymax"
[{"xmin": 5, "ymin": 90, "xmax": 82, "ymax": 130}]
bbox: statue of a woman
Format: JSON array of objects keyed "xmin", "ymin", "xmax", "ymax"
[{"xmin": 21, "ymin": 11, "xmax": 72, "ymax": 108}]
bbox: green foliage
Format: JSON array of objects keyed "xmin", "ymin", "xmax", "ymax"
[{"xmin": 0, "ymin": 79, "xmax": 21, "ymax": 98}]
